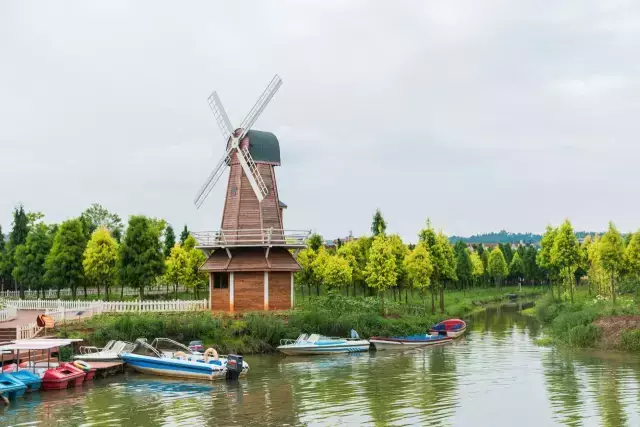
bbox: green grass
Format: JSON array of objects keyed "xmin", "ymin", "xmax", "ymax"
[{"xmin": 56, "ymin": 287, "xmax": 544, "ymax": 354}]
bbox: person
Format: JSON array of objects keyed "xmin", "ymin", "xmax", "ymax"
[{"xmin": 350, "ymin": 329, "xmax": 359, "ymax": 339}]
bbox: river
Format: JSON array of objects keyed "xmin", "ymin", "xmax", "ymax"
[{"xmin": 2, "ymin": 302, "xmax": 640, "ymax": 426}]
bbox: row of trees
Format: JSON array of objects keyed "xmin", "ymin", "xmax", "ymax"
[
  {"xmin": 538, "ymin": 220, "xmax": 640, "ymax": 303},
  {"xmin": 297, "ymin": 211, "xmax": 640, "ymax": 313},
  {"xmin": 0, "ymin": 204, "xmax": 203, "ymax": 299}
]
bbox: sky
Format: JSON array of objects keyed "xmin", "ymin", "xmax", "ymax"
[{"xmin": 1, "ymin": 0, "xmax": 639, "ymax": 242}]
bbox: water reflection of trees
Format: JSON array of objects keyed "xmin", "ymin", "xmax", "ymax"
[{"xmin": 542, "ymin": 349, "xmax": 584, "ymax": 426}]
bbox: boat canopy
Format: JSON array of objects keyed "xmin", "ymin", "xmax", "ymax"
[{"xmin": 0, "ymin": 339, "xmax": 78, "ymax": 351}]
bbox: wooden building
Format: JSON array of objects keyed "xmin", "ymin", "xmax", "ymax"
[{"xmin": 194, "ymin": 130, "xmax": 308, "ymax": 312}]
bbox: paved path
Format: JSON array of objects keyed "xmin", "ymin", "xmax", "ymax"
[{"xmin": 0, "ymin": 310, "xmax": 41, "ymax": 328}]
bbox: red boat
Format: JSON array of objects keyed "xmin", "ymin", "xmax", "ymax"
[
  {"xmin": 429, "ymin": 319, "xmax": 467, "ymax": 338},
  {"xmin": 42, "ymin": 363, "xmax": 86, "ymax": 390}
]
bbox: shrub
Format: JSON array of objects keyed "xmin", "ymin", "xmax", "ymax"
[
  {"xmin": 620, "ymin": 330, "xmax": 640, "ymax": 351},
  {"xmin": 566, "ymin": 324, "xmax": 601, "ymax": 347}
]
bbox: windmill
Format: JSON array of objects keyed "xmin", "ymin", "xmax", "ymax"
[
  {"xmin": 194, "ymin": 74, "xmax": 282, "ymax": 209},
  {"xmin": 192, "ymin": 75, "xmax": 309, "ymax": 312}
]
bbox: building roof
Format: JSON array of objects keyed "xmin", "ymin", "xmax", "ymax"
[
  {"xmin": 247, "ymin": 130, "xmax": 281, "ymax": 164},
  {"xmin": 200, "ymin": 247, "xmax": 301, "ymax": 272},
  {"xmin": 278, "ymin": 200, "xmax": 287, "ymax": 208}
]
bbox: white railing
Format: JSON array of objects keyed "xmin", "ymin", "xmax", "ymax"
[
  {"xmin": 0, "ymin": 287, "xmax": 187, "ymax": 300},
  {"xmin": 7, "ymin": 300, "xmax": 103, "ymax": 311},
  {"xmin": 193, "ymin": 228, "xmax": 311, "ymax": 248},
  {"xmin": 0, "ymin": 306, "xmax": 17, "ymax": 323},
  {"xmin": 7, "ymin": 299, "xmax": 208, "ymax": 314},
  {"xmin": 18, "ymin": 322, "xmax": 43, "ymax": 340}
]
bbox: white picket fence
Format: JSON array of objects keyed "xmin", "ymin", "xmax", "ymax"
[
  {"xmin": 0, "ymin": 306, "xmax": 17, "ymax": 322},
  {"xmin": 18, "ymin": 323, "xmax": 43, "ymax": 340},
  {"xmin": 6, "ymin": 299, "xmax": 208, "ymax": 313},
  {"xmin": 0, "ymin": 287, "xmax": 188, "ymax": 300}
]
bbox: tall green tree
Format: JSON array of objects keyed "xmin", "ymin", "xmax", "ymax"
[
  {"xmin": 488, "ymin": 247, "xmax": 509, "ymax": 288},
  {"xmin": 8, "ymin": 205, "xmax": 29, "ymax": 296},
  {"xmin": 316, "ymin": 253, "xmax": 352, "ymax": 290},
  {"xmin": 45, "ymin": 219, "xmax": 87, "ymax": 299},
  {"xmin": 162, "ymin": 243, "xmax": 189, "ymax": 298},
  {"xmin": 523, "ymin": 245, "xmax": 539, "ymax": 286},
  {"xmin": 120, "ymin": 216, "xmax": 165, "ymax": 299},
  {"xmin": 182, "ymin": 235, "xmax": 207, "ymax": 298},
  {"xmin": 537, "ymin": 225, "xmax": 559, "ymax": 298},
  {"xmin": 164, "ymin": 225, "xmax": 176, "ymax": 257},
  {"xmin": 80, "ymin": 203, "xmax": 123, "ymax": 241},
  {"xmin": 550, "ymin": 220, "xmax": 581, "ymax": 303},
  {"xmin": 388, "ymin": 234, "xmax": 409, "ymax": 302},
  {"xmin": 12, "ymin": 223, "xmax": 54, "ymax": 298},
  {"xmin": 403, "ymin": 243, "xmax": 433, "ymax": 304},
  {"xmin": 625, "ymin": 231, "xmax": 640, "ymax": 301},
  {"xmin": 179, "ymin": 225, "xmax": 190, "ymax": 245},
  {"xmin": 337, "ymin": 241, "xmax": 363, "ymax": 296},
  {"xmin": 508, "ymin": 252, "xmax": 525, "ymax": 290},
  {"xmin": 371, "ymin": 209, "xmax": 387, "ymax": 236},
  {"xmin": 599, "ymin": 222, "xmax": 626, "ymax": 304},
  {"xmin": 0, "ymin": 225, "xmax": 9, "ymax": 291},
  {"xmin": 307, "ymin": 233, "xmax": 324, "ymax": 252},
  {"xmin": 470, "ymin": 251, "xmax": 484, "ymax": 287},
  {"xmin": 83, "ymin": 227, "xmax": 119, "ymax": 300},
  {"xmin": 295, "ymin": 248, "xmax": 319, "ymax": 299},
  {"xmin": 454, "ymin": 242, "xmax": 473, "ymax": 291},
  {"xmin": 364, "ymin": 235, "xmax": 397, "ymax": 313},
  {"xmin": 418, "ymin": 220, "xmax": 456, "ymax": 313}
]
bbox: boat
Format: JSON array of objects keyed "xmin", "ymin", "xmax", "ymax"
[
  {"xmin": 120, "ymin": 338, "xmax": 248, "ymax": 381},
  {"xmin": 0, "ymin": 372, "xmax": 27, "ymax": 401},
  {"xmin": 9, "ymin": 370, "xmax": 41, "ymax": 392},
  {"xmin": 429, "ymin": 319, "xmax": 467, "ymax": 338},
  {"xmin": 370, "ymin": 334, "xmax": 452, "ymax": 351},
  {"xmin": 74, "ymin": 340, "xmax": 135, "ymax": 362},
  {"xmin": 277, "ymin": 332, "xmax": 371, "ymax": 355},
  {"xmin": 0, "ymin": 339, "xmax": 87, "ymax": 390}
]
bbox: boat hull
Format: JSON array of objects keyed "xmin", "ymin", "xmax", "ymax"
[
  {"xmin": 121, "ymin": 354, "xmax": 247, "ymax": 381},
  {"xmin": 429, "ymin": 319, "xmax": 467, "ymax": 338},
  {"xmin": 278, "ymin": 342, "xmax": 370, "ymax": 355},
  {"xmin": 429, "ymin": 327, "xmax": 466, "ymax": 338},
  {"xmin": 370, "ymin": 337, "xmax": 452, "ymax": 351}
]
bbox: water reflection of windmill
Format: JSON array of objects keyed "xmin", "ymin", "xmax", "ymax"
[{"xmin": 192, "ymin": 75, "xmax": 309, "ymax": 312}]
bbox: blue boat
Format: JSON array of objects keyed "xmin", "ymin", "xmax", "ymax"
[
  {"xmin": 120, "ymin": 338, "xmax": 249, "ymax": 381},
  {"xmin": 9, "ymin": 370, "xmax": 41, "ymax": 392},
  {"xmin": 277, "ymin": 333, "xmax": 371, "ymax": 355},
  {"xmin": 0, "ymin": 372, "xmax": 27, "ymax": 401}
]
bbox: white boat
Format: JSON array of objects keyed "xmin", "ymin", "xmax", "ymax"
[
  {"xmin": 277, "ymin": 333, "xmax": 370, "ymax": 355},
  {"xmin": 120, "ymin": 338, "xmax": 248, "ymax": 381},
  {"xmin": 74, "ymin": 340, "xmax": 135, "ymax": 362},
  {"xmin": 429, "ymin": 319, "xmax": 467, "ymax": 338},
  {"xmin": 370, "ymin": 334, "xmax": 452, "ymax": 351}
]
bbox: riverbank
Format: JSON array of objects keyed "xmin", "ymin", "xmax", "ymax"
[
  {"xmin": 55, "ymin": 287, "xmax": 543, "ymax": 354},
  {"xmin": 531, "ymin": 289, "xmax": 640, "ymax": 351}
]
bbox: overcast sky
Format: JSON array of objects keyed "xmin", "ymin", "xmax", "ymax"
[{"xmin": 1, "ymin": 1, "xmax": 639, "ymax": 241}]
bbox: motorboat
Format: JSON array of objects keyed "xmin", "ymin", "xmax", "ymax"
[
  {"xmin": 429, "ymin": 319, "xmax": 467, "ymax": 338},
  {"xmin": 119, "ymin": 338, "xmax": 248, "ymax": 381},
  {"xmin": 370, "ymin": 334, "xmax": 452, "ymax": 350},
  {"xmin": 74, "ymin": 340, "xmax": 135, "ymax": 362},
  {"xmin": 277, "ymin": 332, "xmax": 371, "ymax": 355}
]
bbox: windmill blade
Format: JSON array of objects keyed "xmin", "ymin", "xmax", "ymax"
[
  {"xmin": 238, "ymin": 75, "xmax": 283, "ymax": 140},
  {"xmin": 236, "ymin": 146, "xmax": 268, "ymax": 202},
  {"xmin": 194, "ymin": 146, "xmax": 233, "ymax": 208},
  {"xmin": 207, "ymin": 91, "xmax": 234, "ymax": 142}
]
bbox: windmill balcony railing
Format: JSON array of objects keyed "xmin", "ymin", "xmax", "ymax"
[{"xmin": 193, "ymin": 229, "xmax": 311, "ymax": 249}]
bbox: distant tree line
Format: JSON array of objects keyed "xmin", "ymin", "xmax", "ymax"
[
  {"xmin": 296, "ymin": 212, "xmax": 640, "ymax": 313},
  {"xmin": 0, "ymin": 203, "xmax": 204, "ymax": 300}
]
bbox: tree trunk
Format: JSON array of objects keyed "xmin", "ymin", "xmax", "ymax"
[
  {"xmin": 83, "ymin": 284, "xmax": 87, "ymax": 300},
  {"xmin": 405, "ymin": 288, "xmax": 408, "ymax": 304},
  {"xmin": 97, "ymin": 283, "xmax": 101, "ymax": 299},
  {"xmin": 121, "ymin": 282, "xmax": 124, "ymax": 300},
  {"xmin": 56, "ymin": 287, "xmax": 61, "ymax": 299},
  {"xmin": 18, "ymin": 280, "xmax": 24, "ymax": 299},
  {"xmin": 354, "ymin": 282, "xmax": 357, "ymax": 297},
  {"xmin": 611, "ymin": 270, "xmax": 616, "ymax": 304},
  {"xmin": 379, "ymin": 290, "xmax": 385, "ymax": 315},
  {"xmin": 316, "ymin": 283, "xmax": 320, "ymax": 297},
  {"xmin": 175, "ymin": 284, "xmax": 178, "ymax": 300},
  {"xmin": 139, "ymin": 286, "xmax": 144, "ymax": 301},
  {"xmin": 308, "ymin": 284, "xmax": 311, "ymax": 300},
  {"xmin": 71, "ymin": 284, "xmax": 77, "ymax": 300},
  {"xmin": 568, "ymin": 270, "xmax": 574, "ymax": 304},
  {"xmin": 439, "ymin": 287, "xmax": 445, "ymax": 314},
  {"xmin": 105, "ymin": 285, "xmax": 110, "ymax": 301},
  {"xmin": 431, "ymin": 290, "xmax": 435, "ymax": 315}
]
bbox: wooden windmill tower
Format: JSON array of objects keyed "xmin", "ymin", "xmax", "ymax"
[{"xmin": 193, "ymin": 75, "xmax": 309, "ymax": 312}]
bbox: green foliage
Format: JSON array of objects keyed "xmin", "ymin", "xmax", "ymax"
[
  {"xmin": 551, "ymin": 219, "xmax": 581, "ymax": 301},
  {"xmin": 488, "ymin": 247, "xmax": 508, "ymax": 286},
  {"xmin": 364, "ymin": 235, "xmax": 397, "ymax": 307},
  {"xmin": 470, "ymin": 251, "xmax": 484, "ymax": 280},
  {"xmin": 509, "ymin": 252, "xmax": 525, "ymax": 279},
  {"xmin": 45, "ymin": 219, "xmax": 87, "ymax": 299},
  {"xmin": 164, "ymin": 225, "xmax": 176, "ymax": 257},
  {"xmin": 179, "ymin": 225, "xmax": 190, "ymax": 245},
  {"xmin": 12, "ymin": 223, "xmax": 54, "ymax": 296},
  {"xmin": 80, "ymin": 203, "xmax": 123, "ymax": 242},
  {"xmin": 9, "ymin": 204, "xmax": 29, "ymax": 248},
  {"xmin": 307, "ymin": 233, "xmax": 323, "ymax": 252},
  {"xmin": 537, "ymin": 225, "xmax": 558, "ymax": 279},
  {"xmin": 120, "ymin": 216, "xmax": 165, "ymax": 298},
  {"xmin": 83, "ymin": 227, "xmax": 119, "ymax": 300},
  {"xmin": 371, "ymin": 209, "xmax": 387, "ymax": 236},
  {"xmin": 455, "ymin": 244, "xmax": 473, "ymax": 286},
  {"xmin": 404, "ymin": 243, "xmax": 433, "ymax": 293},
  {"xmin": 315, "ymin": 251, "xmax": 352, "ymax": 288},
  {"xmin": 620, "ymin": 329, "xmax": 640, "ymax": 351},
  {"xmin": 599, "ymin": 222, "xmax": 626, "ymax": 303}
]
